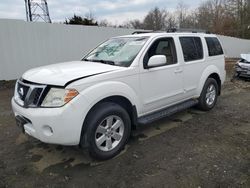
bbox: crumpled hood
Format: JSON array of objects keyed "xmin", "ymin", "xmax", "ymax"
[
  {"xmin": 241, "ymin": 54, "xmax": 250, "ymax": 62},
  {"xmin": 22, "ymin": 61, "xmax": 123, "ymax": 86}
]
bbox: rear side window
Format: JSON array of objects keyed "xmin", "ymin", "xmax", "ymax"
[
  {"xmin": 205, "ymin": 37, "xmax": 223, "ymax": 56},
  {"xmin": 179, "ymin": 37, "xmax": 203, "ymax": 62}
]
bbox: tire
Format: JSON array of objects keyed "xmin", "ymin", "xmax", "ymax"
[
  {"xmin": 197, "ymin": 78, "xmax": 219, "ymax": 111},
  {"xmin": 84, "ymin": 102, "xmax": 131, "ymax": 160}
]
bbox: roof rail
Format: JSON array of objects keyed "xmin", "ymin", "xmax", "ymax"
[
  {"xmin": 132, "ymin": 30, "xmax": 167, "ymax": 34},
  {"xmin": 132, "ymin": 30, "xmax": 153, "ymax": 35},
  {"xmin": 167, "ymin": 28, "xmax": 211, "ymax": 34},
  {"xmin": 132, "ymin": 28, "xmax": 211, "ymax": 35}
]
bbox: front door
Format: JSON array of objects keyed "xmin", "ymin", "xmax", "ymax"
[{"xmin": 139, "ymin": 37, "xmax": 184, "ymax": 114}]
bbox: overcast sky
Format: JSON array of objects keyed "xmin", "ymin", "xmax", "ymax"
[{"xmin": 0, "ymin": 0, "xmax": 203, "ymax": 24}]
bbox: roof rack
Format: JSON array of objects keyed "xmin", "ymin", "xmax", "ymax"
[
  {"xmin": 167, "ymin": 28, "xmax": 211, "ymax": 34},
  {"xmin": 132, "ymin": 28, "xmax": 211, "ymax": 35},
  {"xmin": 132, "ymin": 30, "xmax": 153, "ymax": 35},
  {"xmin": 132, "ymin": 30, "xmax": 168, "ymax": 34}
]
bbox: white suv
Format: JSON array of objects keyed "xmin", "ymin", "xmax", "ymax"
[{"xmin": 12, "ymin": 32, "xmax": 226, "ymax": 159}]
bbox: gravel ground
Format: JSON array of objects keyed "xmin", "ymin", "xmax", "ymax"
[{"xmin": 0, "ymin": 64, "xmax": 249, "ymax": 188}]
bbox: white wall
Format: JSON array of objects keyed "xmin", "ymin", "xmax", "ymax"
[
  {"xmin": 1, "ymin": 19, "xmax": 250, "ymax": 80},
  {"xmin": 218, "ymin": 35, "xmax": 250, "ymax": 58},
  {"xmin": 0, "ymin": 19, "xmax": 135, "ymax": 80}
]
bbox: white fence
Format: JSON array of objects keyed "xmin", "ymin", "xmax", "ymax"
[
  {"xmin": 0, "ymin": 19, "xmax": 250, "ymax": 80},
  {"xmin": 218, "ymin": 35, "xmax": 250, "ymax": 58},
  {"xmin": 0, "ymin": 19, "xmax": 135, "ymax": 80}
]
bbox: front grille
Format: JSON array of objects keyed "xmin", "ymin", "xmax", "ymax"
[
  {"xmin": 32, "ymin": 88, "xmax": 43, "ymax": 104},
  {"xmin": 15, "ymin": 80, "xmax": 46, "ymax": 108}
]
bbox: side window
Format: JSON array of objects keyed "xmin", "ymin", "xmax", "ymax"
[
  {"xmin": 179, "ymin": 37, "xmax": 203, "ymax": 62},
  {"xmin": 143, "ymin": 37, "xmax": 177, "ymax": 68},
  {"xmin": 205, "ymin": 37, "xmax": 224, "ymax": 56}
]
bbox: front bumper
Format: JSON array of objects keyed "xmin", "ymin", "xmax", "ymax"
[
  {"xmin": 11, "ymin": 97, "xmax": 88, "ymax": 145},
  {"xmin": 236, "ymin": 70, "xmax": 250, "ymax": 78}
]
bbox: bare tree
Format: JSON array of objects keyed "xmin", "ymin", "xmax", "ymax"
[
  {"xmin": 85, "ymin": 10, "xmax": 95, "ymax": 23},
  {"xmin": 67, "ymin": 0, "xmax": 250, "ymax": 38},
  {"xmin": 166, "ymin": 14, "xmax": 178, "ymax": 29},
  {"xmin": 129, "ymin": 19, "xmax": 144, "ymax": 29},
  {"xmin": 143, "ymin": 7, "xmax": 168, "ymax": 30},
  {"xmin": 99, "ymin": 19, "xmax": 112, "ymax": 27},
  {"xmin": 176, "ymin": 1, "xmax": 189, "ymax": 28}
]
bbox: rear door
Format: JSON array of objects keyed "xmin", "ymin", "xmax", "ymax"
[
  {"xmin": 179, "ymin": 36, "xmax": 206, "ymax": 98},
  {"xmin": 205, "ymin": 37, "xmax": 225, "ymax": 83}
]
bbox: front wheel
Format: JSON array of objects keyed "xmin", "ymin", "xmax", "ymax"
[
  {"xmin": 84, "ymin": 102, "xmax": 131, "ymax": 160},
  {"xmin": 197, "ymin": 78, "xmax": 219, "ymax": 111}
]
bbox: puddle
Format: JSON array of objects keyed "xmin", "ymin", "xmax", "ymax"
[
  {"xmin": 138, "ymin": 112, "xmax": 193, "ymax": 141},
  {"xmin": 29, "ymin": 146, "xmax": 91, "ymax": 172},
  {"xmin": 29, "ymin": 143, "xmax": 129, "ymax": 172}
]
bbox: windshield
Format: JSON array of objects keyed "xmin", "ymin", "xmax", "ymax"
[{"xmin": 83, "ymin": 37, "xmax": 149, "ymax": 67}]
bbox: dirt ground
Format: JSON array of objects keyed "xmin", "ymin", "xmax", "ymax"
[{"xmin": 0, "ymin": 61, "xmax": 249, "ymax": 188}]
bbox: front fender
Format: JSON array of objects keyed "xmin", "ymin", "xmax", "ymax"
[{"xmin": 78, "ymin": 81, "xmax": 142, "ymax": 116}]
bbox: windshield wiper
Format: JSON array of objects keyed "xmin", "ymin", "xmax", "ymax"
[
  {"xmin": 98, "ymin": 60, "xmax": 115, "ymax": 65},
  {"xmin": 85, "ymin": 59, "xmax": 116, "ymax": 65}
]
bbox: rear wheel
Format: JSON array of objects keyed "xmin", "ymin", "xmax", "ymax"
[
  {"xmin": 198, "ymin": 78, "xmax": 219, "ymax": 111},
  {"xmin": 84, "ymin": 102, "xmax": 131, "ymax": 160}
]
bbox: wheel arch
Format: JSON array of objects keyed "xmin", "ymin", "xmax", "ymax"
[
  {"xmin": 79, "ymin": 95, "xmax": 138, "ymax": 147},
  {"xmin": 198, "ymin": 65, "xmax": 222, "ymax": 96},
  {"xmin": 208, "ymin": 73, "xmax": 221, "ymax": 95}
]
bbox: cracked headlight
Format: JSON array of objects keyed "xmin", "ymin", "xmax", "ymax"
[
  {"xmin": 235, "ymin": 63, "xmax": 242, "ymax": 70},
  {"xmin": 41, "ymin": 88, "xmax": 79, "ymax": 107}
]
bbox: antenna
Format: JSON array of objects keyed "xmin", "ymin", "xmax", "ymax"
[{"xmin": 24, "ymin": 0, "xmax": 52, "ymax": 23}]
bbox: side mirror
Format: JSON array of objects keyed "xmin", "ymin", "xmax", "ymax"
[{"xmin": 147, "ymin": 55, "xmax": 167, "ymax": 68}]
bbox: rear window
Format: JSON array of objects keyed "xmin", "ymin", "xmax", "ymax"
[
  {"xmin": 205, "ymin": 37, "xmax": 223, "ymax": 56},
  {"xmin": 179, "ymin": 37, "xmax": 203, "ymax": 62}
]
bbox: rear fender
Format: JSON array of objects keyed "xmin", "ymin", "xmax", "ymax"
[{"xmin": 197, "ymin": 65, "xmax": 221, "ymax": 96}]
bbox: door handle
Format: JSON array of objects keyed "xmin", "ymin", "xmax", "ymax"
[{"xmin": 174, "ymin": 68, "xmax": 183, "ymax": 74}]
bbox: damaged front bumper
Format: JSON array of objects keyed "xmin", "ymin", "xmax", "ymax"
[
  {"xmin": 235, "ymin": 67, "xmax": 250, "ymax": 78},
  {"xmin": 234, "ymin": 59, "xmax": 250, "ymax": 78}
]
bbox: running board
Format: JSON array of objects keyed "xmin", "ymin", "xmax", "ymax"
[{"xmin": 138, "ymin": 99, "xmax": 198, "ymax": 125}]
